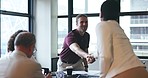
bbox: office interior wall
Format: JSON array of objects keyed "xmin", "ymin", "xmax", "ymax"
[
  {"xmin": 34, "ymin": 0, "xmax": 50, "ymax": 70},
  {"xmin": 51, "ymin": 0, "xmax": 58, "ymax": 58}
]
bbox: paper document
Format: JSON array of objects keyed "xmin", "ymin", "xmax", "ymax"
[{"xmin": 71, "ymin": 70, "xmax": 100, "ymax": 76}]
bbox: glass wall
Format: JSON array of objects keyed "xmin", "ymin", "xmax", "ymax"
[
  {"xmin": 1, "ymin": 0, "xmax": 28, "ymax": 13},
  {"xmin": 120, "ymin": 15, "xmax": 148, "ymax": 56},
  {"xmin": 120, "ymin": 0, "xmax": 148, "ymax": 56},
  {"xmin": 57, "ymin": 0, "xmax": 68, "ymax": 54},
  {"xmin": 58, "ymin": 18, "xmax": 68, "ymax": 54},
  {"xmin": 73, "ymin": 0, "xmax": 103, "ymax": 14},
  {"xmin": 58, "ymin": 0, "xmax": 68, "ymax": 15},
  {"xmin": 120, "ymin": 0, "xmax": 148, "ymax": 12},
  {"xmin": 0, "ymin": 0, "xmax": 33, "ymax": 57}
]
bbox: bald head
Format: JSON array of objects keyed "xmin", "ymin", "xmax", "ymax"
[{"xmin": 14, "ymin": 32, "xmax": 36, "ymax": 48}]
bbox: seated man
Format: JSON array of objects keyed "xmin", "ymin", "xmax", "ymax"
[{"xmin": 0, "ymin": 32, "xmax": 51, "ymax": 78}]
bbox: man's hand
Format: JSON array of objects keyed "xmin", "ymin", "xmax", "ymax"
[
  {"xmin": 45, "ymin": 73, "xmax": 52, "ymax": 78},
  {"xmin": 86, "ymin": 54, "xmax": 96, "ymax": 64}
]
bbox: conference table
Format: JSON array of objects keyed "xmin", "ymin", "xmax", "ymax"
[{"xmin": 51, "ymin": 70, "xmax": 100, "ymax": 78}]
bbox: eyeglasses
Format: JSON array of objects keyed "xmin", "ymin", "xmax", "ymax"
[{"xmin": 33, "ymin": 47, "xmax": 37, "ymax": 55}]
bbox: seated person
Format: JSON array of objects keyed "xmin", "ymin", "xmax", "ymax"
[
  {"xmin": 7, "ymin": 30, "xmax": 37, "ymax": 62},
  {"xmin": 0, "ymin": 32, "xmax": 51, "ymax": 78}
]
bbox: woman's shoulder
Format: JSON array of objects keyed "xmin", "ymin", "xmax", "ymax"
[{"xmin": 96, "ymin": 21, "xmax": 109, "ymax": 29}]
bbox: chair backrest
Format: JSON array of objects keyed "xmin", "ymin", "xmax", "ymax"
[
  {"xmin": 51, "ymin": 57, "xmax": 59, "ymax": 72},
  {"xmin": 42, "ymin": 68, "xmax": 50, "ymax": 75}
]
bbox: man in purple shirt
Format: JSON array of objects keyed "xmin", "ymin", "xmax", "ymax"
[{"xmin": 57, "ymin": 14, "xmax": 95, "ymax": 72}]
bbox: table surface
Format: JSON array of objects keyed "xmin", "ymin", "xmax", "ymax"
[
  {"xmin": 51, "ymin": 70, "xmax": 100, "ymax": 78},
  {"xmin": 52, "ymin": 74, "xmax": 99, "ymax": 78}
]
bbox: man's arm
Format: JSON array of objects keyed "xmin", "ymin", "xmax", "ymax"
[
  {"xmin": 69, "ymin": 43, "xmax": 95, "ymax": 64},
  {"xmin": 69, "ymin": 43, "xmax": 90, "ymax": 71},
  {"xmin": 69, "ymin": 43, "xmax": 88, "ymax": 58}
]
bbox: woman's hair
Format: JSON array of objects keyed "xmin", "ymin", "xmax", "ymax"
[
  {"xmin": 100, "ymin": 0, "xmax": 120, "ymax": 21},
  {"xmin": 7, "ymin": 30, "xmax": 28, "ymax": 52}
]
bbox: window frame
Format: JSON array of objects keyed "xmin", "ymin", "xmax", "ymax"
[{"xmin": 0, "ymin": 0, "xmax": 34, "ymax": 57}]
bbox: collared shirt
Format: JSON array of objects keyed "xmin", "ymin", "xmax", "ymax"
[{"xmin": 96, "ymin": 20, "xmax": 145, "ymax": 78}]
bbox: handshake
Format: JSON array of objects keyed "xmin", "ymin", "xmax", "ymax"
[{"xmin": 86, "ymin": 54, "xmax": 96, "ymax": 64}]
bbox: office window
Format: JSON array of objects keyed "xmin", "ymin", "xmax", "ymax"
[
  {"xmin": 1, "ymin": 15, "xmax": 29, "ymax": 57},
  {"xmin": 120, "ymin": 0, "xmax": 148, "ymax": 57},
  {"xmin": 58, "ymin": 18, "xmax": 68, "ymax": 54},
  {"xmin": 120, "ymin": 15, "xmax": 148, "ymax": 56},
  {"xmin": 121, "ymin": 0, "xmax": 148, "ymax": 12},
  {"xmin": 0, "ymin": 0, "xmax": 33, "ymax": 57},
  {"xmin": 58, "ymin": 0, "xmax": 68, "ymax": 15},
  {"xmin": 1, "ymin": 0, "xmax": 28, "ymax": 13},
  {"xmin": 73, "ymin": 0, "xmax": 104, "ymax": 14},
  {"xmin": 131, "ymin": 15, "xmax": 148, "ymax": 24}
]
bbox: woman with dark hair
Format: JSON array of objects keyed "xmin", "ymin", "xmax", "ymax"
[
  {"xmin": 96, "ymin": 0, "xmax": 148, "ymax": 78},
  {"xmin": 7, "ymin": 30, "xmax": 28, "ymax": 52}
]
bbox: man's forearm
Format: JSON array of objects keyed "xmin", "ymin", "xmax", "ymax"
[
  {"xmin": 69, "ymin": 43, "xmax": 96, "ymax": 64},
  {"xmin": 69, "ymin": 43, "xmax": 88, "ymax": 58}
]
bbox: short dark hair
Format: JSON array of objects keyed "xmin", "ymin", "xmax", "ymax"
[
  {"xmin": 14, "ymin": 32, "xmax": 36, "ymax": 48},
  {"xmin": 101, "ymin": 0, "xmax": 120, "ymax": 21},
  {"xmin": 7, "ymin": 30, "xmax": 28, "ymax": 52},
  {"xmin": 76, "ymin": 14, "xmax": 88, "ymax": 24}
]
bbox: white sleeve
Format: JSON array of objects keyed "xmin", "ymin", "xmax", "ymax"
[{"xmin": 96, "ymin": 23, "xmax": 113, "ymax": 78}]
